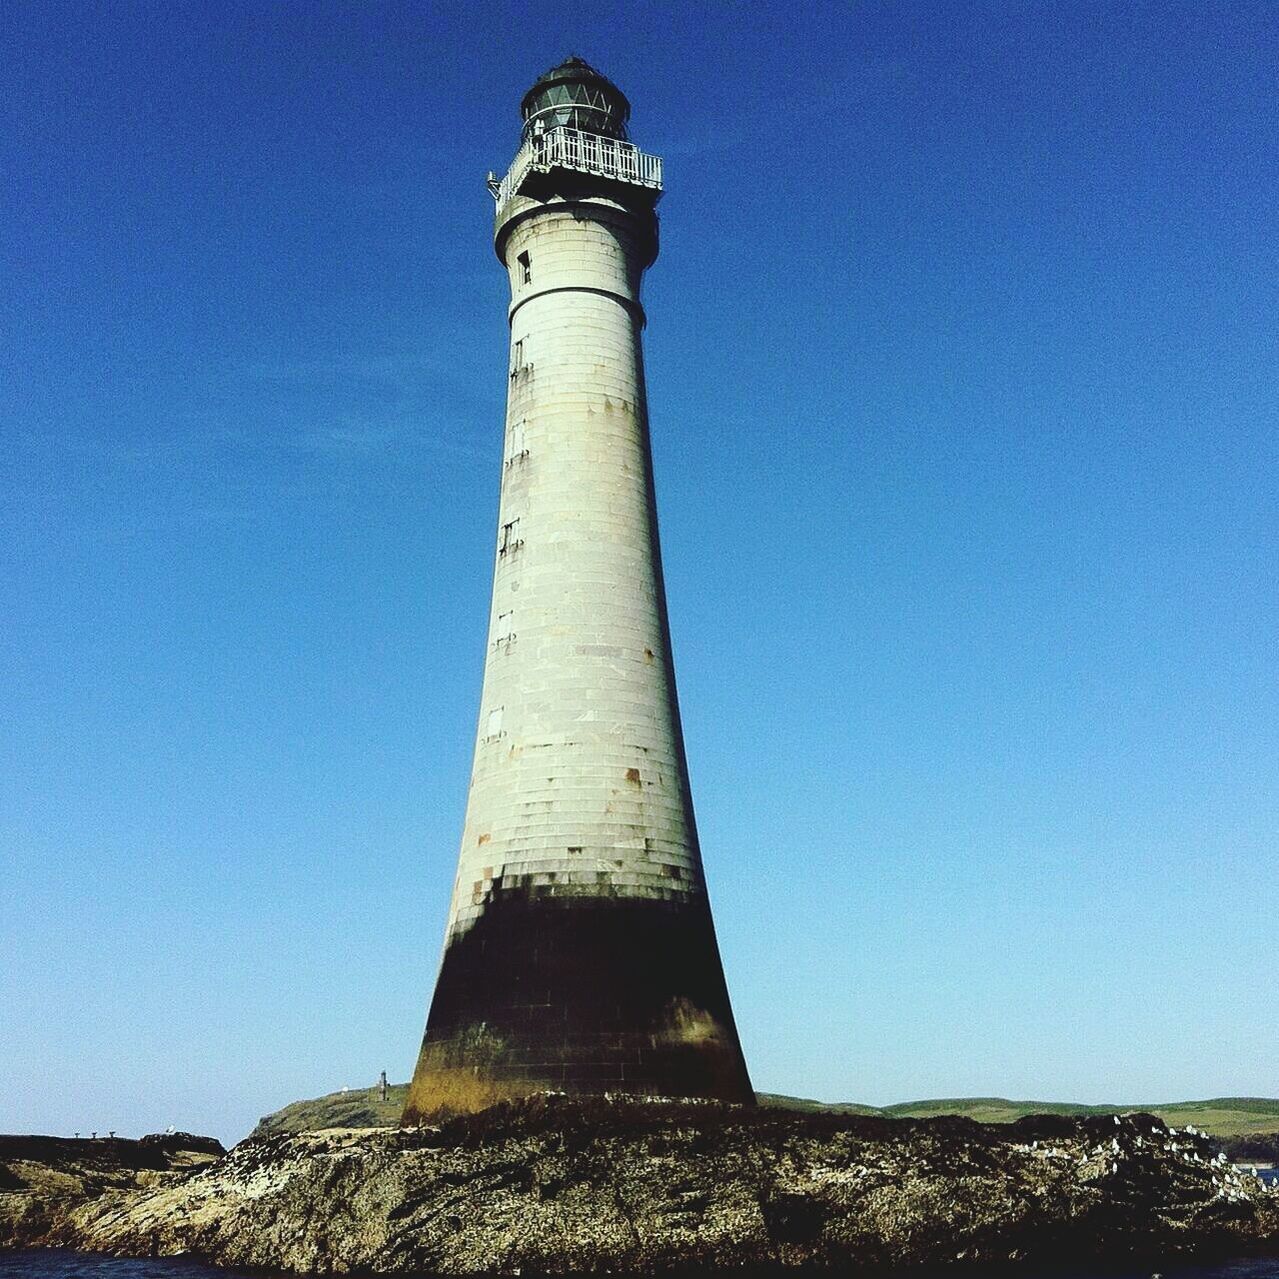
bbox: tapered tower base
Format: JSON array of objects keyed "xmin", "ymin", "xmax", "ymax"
[{"xmin": 403, "ymin": 891, "xmax": 753, "ymax": 1121}]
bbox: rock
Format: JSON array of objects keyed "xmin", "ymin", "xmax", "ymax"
[
  {"xmin": 0, "ymin": 1132, "xmax": 225, "ymax": 1248},
  {"xmin": 138, "ymin": 1132, "xmax": 227, "ymax": 1159},
  {"xmin": 3, "ymin": 1097, "xmax": 1277, "ymax": 1273}
]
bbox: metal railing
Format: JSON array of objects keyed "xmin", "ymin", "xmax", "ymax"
[{"xmin": 491, "ymin": 127, "xmax": 663, "ymax": 209}]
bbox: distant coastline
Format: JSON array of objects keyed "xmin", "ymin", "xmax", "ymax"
[{"xmin": 254, "ymin": 1083, "xmax": 1279, "ymax": 1146}]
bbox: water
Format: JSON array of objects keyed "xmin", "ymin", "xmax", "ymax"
[
  {"xmin": 0, "ymin": 1258, "xmax": 255, "ymax": 1279},
  {"xmin": 6, "ymin": 1252, "xmax": 1279, "ymax": 1279}
]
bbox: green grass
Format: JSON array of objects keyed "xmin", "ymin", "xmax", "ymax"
[
  {"xmin": 251, "ymin": 1084, "xmax": 408, "ymax": 1138},
  {"xmin": 754, "ymin": 1093, "xmax": 883, "ymax": 1116},
  {"xmin": 256, "ymin": 1086, "xmax": 1279, "ymax": 1140},
  {"xmin": 758, "ymin": 1094, "xmax": 1279, "ymax": 1137}
]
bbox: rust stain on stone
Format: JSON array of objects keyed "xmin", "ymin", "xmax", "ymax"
[
  {"xmin": 477, "ymin": 833, "xmax": 491, "ymax": 846},
  {"xmin": 625, "ymin": 768, "xmax": 641, "ymax": 785},
  {"xmin": 402, "ymin": 1026, "xmax": 534, "ymax": 1123},
  {"xmin": 656, "ymin": 996, "xmax": 728, "ymax": 1048}
]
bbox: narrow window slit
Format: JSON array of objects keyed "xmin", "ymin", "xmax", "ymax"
[{"xmin": 499, "ymin": 518, "xmax": 523, "ymax": 556}]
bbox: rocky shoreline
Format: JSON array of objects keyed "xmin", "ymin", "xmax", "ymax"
[
  {"xmin": 3, "ymin": 1096, "xmax": 1278, "ymax": 1273},
  {"xmin": 0, "ymin": 1132, "xmax": 225, "ymax": 1252}
]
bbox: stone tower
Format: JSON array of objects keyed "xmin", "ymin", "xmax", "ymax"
[{"xmin": 403, "ymin": 57, "xmax": 753, "ymax": 1121}]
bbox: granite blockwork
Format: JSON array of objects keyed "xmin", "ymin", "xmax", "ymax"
[{"xmin": 403, "ymin": 58, "xmax": 753, "ymax": 1123}]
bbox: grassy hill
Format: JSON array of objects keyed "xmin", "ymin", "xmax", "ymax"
[
  {"xmin": 252, "ymin": 1084, "xmax": 408, "ymax": 1137},
  {"xmin": 759, "ymin": 1094, "xmax": 1279, "ymax": 1137},
  {"xmin": 255, "ymin": 1085, "xmax": 1279, "ymax": 1141}
]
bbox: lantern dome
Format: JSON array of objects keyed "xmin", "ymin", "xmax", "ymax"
[{"xmin": 520, "ymin": 55, "xmax": 630, "ymax": 141}]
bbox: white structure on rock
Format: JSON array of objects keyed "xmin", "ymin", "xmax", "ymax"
[{"xmin": 405, "ymin": 57, "xmax": 753, "ymax": 1120}]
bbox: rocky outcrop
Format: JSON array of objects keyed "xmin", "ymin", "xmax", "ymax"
[
  {"xmin": 1219, "ymin": 1133, "xmax": 1279, "ymax": 1167},
  {"xmin": 0, "ymin": 1132, "xmax": 224, "ymax": 1247},
  {"xmin": 3, "ymin": 1097, "xmax": 1278, "ymax": 1273}
]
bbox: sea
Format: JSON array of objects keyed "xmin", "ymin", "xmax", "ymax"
[{"xmin": 5, "ymin": 1254, "xmax": 1279, "ymax": 1279}]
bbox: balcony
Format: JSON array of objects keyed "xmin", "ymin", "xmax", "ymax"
[{"xmin": 490, "ymin": 126, "xmax": 663, "ymax": 215}]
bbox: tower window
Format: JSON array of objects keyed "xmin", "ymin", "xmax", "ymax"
[
  {"xmin": 484, "ymin": 706, "xmax": 504, "ymax": 740},
  {"xmin": 499, "ymin": 518, "xmax": 523, "ymax": 555},
  {"xmin": 493, "ymin": 611, "xmax": 516, "ymax": 649},
  {"xmin": 518, "ymin": 251, "xmax": 531, "ymax": 284},
  {"xmin": 510, "ymin": 339, "xmax": 524, "ymax": 377},
  {"xmin": 506, "ymin": 420, "xmax": 529, "ymax": 465}
]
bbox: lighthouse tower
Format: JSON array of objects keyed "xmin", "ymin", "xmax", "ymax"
[{"xmin": 403, "ymin": 58, "xmax": 754, "ymax": 1121}]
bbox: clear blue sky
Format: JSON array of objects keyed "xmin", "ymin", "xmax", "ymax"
[{"xmin": 3, "ymin": 0, "xmax": 1276, "ymax": 1144}]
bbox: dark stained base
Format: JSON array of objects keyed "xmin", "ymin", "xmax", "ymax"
[{"xmin": 403, "ymin": 889, "xmax": 754, "ymax": 1121}]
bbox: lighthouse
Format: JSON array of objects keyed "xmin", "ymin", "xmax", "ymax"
[{"xmin": 403, "ymin": 57, "xmax": 754, "ymax": 1121}]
